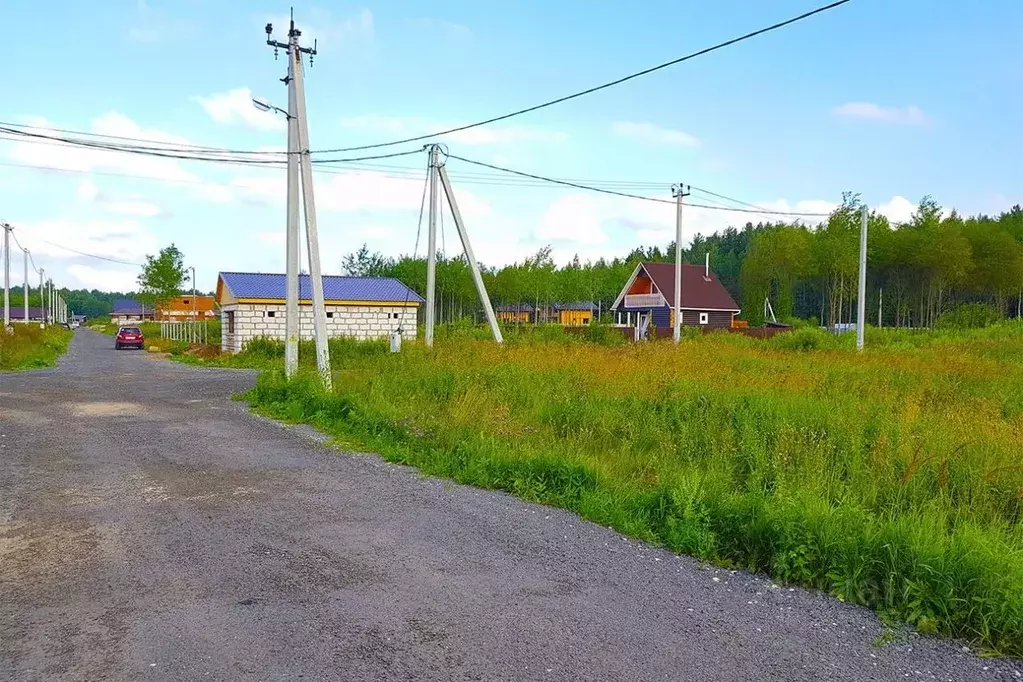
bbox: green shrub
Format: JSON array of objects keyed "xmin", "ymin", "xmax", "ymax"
[{"xmin": 935, "ymin": 303, "xmax": 1004, "ymax": 330}]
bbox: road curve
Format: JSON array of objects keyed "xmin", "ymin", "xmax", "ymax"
[{"xmin": 0, "ymin": 330, "xmax": 1018, "ymax": 681}]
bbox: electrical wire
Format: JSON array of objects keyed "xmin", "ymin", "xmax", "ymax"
[
  {"xmin": 0, "ymin": 120, "xmax": 286, "ymax": 155},
  {"xmin": 0, "ymin": 127, "xmax": 424, "ymax": 166},
  {"xmin": 12, "ymin": 227, "xmax": 144, "ymax": 266},
  {"xmin": 311, "ymin": 0, "xmax": 853, "ymax": 153},
  {"xmin": 445, "ymin": 154, "xmax": 831, "ymax": 216}
]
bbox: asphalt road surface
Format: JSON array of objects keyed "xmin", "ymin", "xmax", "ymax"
[{"xmin": 1, "ymin": 330, "xmax": 1019, "ymax": 681}]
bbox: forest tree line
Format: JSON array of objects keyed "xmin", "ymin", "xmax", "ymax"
[{"xmin": 343, "ymin": 195, "xmax": 1023, "ymax": 328}]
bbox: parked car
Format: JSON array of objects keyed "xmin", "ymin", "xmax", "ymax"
[{"xmin": 115, "ymin": 326, "xmax": 144, "ymax": 350}]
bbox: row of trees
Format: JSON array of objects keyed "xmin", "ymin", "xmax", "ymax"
[
  {"xmin": 2, "ymin": 244, "xmax": 200, "ymax": 318},
  {"xmin": 741, "ymin": 195, "xmax": 1023, "ymax": 326},
  {"xmin": 344, "ymin": 197, "xmax": 1023, "ymax": 327}
]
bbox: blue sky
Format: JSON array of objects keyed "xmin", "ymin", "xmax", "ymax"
[{"xmin": 1, "ymin": 0, "xmax": 1020, "ymax": 293}]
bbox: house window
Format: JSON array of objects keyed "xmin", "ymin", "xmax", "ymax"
[
  {"xmin": 392, "ymin": 312, "xmax": 400, "ymax": 319},
  {"xmin": 699, "ymin": 312, "xmax": 709, "ymax": 325},
  {"xmin": 226, "ymin": 311, "xmax": 235, "ymax": 333},
  {"xmin": 327, "ymin": 312, "xmax": 334, "ymax": 318},
  {"xmin": 583, "ymin": 318, "xmax": 590, "ymax": 325},
  {"xmin": 183, "ymin": 299, "xmax": 190, "ymax": 304},
  {"xmin": 267, "ymin": 311, "xmax": 276, "ymax": 318}
]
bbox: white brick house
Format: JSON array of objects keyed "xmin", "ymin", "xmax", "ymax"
[{"xmin": 215, "ymin": 272, "xmax": 423, "ymax": 354}]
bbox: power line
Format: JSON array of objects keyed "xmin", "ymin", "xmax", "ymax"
[
  {"xmin": 311, "ymin": 0, "xmax": 853, "ymax": 154},
  {"xmin": 446, "ymin": 154, "xmax": 831, "ymax": 216},
  {"xmin": 0, "ymin": 127, "xmax": 424, "ymax": 165},
  {"xmin": 11, "ymin": 227, "xmax": 144, "ymax": 266},
  {"xmin": 0, "ymin": 120, "xmax": 286, "ymax": 156}
]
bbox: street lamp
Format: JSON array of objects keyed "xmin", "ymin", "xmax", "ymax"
[{"xmin": 252, "ymin": 97, "xmax": 292, "ymax": 120}]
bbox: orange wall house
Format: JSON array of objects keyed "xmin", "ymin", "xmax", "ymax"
[{"xmin": 155, "ymin": 295, "xmax": 217, "ymax": 321}]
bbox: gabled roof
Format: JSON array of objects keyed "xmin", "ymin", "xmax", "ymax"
[
  {"xmin": 611, "ymin": 261, "xmax": 740, "ymax": 311},
  {"xmin": 496, "ymin": 303, "xmax": 534, "ymax": 313},
  {"xmin": 217, "ymin": 272, "xmax": 424, "ymax": 305},
  {"xmin": 157, "ymin": 295, "xmax": 216, "ymax": 312},
  {"xmin": 555, "ymin": 301, "xmax": 597, "ymax": 311},
  {"xmin": 112, "ymin": 298, "xmax": 147, "ymax": 314}
]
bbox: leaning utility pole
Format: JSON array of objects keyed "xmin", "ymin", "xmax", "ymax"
[
  {"xmin": 435, "ymin": 153, "xmax": 503, "ymax": 344},
  {"xmin": 424, "ymin": 145, "xmax": 440, "ymax": 346},
  {"xmin": 671, "ymin": 184, "xmax": 690, "ymax": 344},
  {"xmin": 267, "ymin": 13, "xmax": 331, "ymax": 387},
  {"xmin": 856, "ymin": 204, "xmax": 868, "ymax": 350},
  {"xmin": 2, "ymin": 222, "xmax": 10, "ymax": 327}
]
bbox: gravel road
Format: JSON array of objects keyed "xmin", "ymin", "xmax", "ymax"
[{"xmin": 0, "ymin": 330, "xmax": 1019, "ymax": 681}]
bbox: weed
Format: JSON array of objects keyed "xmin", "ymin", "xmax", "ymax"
[{"xmin": 193, "ymin": 321, "xmax": 1023, "ymax": 655}]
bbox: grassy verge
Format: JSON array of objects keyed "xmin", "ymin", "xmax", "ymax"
[
  {"xmin": 0, "ymin": 324, "xmax": 74, "ymax": 370},
  {"xmin": 188, "ymin": 323, "xmax": 1023, "ymax": 654}
]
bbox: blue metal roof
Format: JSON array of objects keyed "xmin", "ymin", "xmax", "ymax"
[
  {"xmin": 219, "ymin": 272, "xmax": 424, "ymax": 304},
  {"xmin": 112, "ymin": 298, "xmax": 144, "ymax": 314}
]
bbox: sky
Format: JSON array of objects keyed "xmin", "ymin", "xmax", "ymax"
[{"xmin": 1, "ymin": 0, "xmax": 1020, "ymax": 294}]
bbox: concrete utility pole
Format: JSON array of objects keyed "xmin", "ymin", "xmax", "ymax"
[
  {"xmin": 856, "ymin": 204, "xmax": 868, "ymax": 350},
  {"xmin": 435, "ymin": 157, "xmax": 503, "ymax": 344},
  {"xmin": 23, "ymin": 247, "xmax": 29, "ymax": 322},
  {"xmin": 425, "ymin": 145, "xmax": 440, "ymax": 347},
  {"xmin": 263, "ymin": 18, "xmax": 302, "ymax": 377},
  {"xmin": 38, "ymin": 268, "xmax": 44, "ymax": 325},
  {"xmin": 189, "ymin": 266, "xmax": 197, "ymax": 343},
  {"xmin": 284, "ymin": 45, "xmax": 301, "ymax": 378},
  {"xmin": 2, "ymin": 222, "xmax": 10, "ymax": 327},
  {"xmin": 268, "ymin": 13, "xmax": 331, "ymax": 386},
  {"xmin": 671, "ymin": 184, "xmax": 690, "ymax": 344},
  {"xmin": 878, "ymin": 287, "xmax": 883, "ymax": 328}
]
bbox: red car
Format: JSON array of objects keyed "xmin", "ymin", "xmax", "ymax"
[{"xmin": 115, "ymin": 326, "xmax": 145, "ymax": 350}]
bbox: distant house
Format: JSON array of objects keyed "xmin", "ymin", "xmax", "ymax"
[
  {"xmin": 610, "ymin": 261, "xmax": 740, "ymax": 338},
  {"xmin": 155, "ymin": 295, "xmax": 217, "ymax": 321},
  {"xmin": 9, "ymin": 307, "xmax": 44, "ymax": 322},
  {"xmin": 555, "ymin": 302, "xmax": 597, "ymax": 326},
  {"xmin": 215, "ymin": 272, "xmax": 424, "ymax": 354},
  {"xmin": 111, "ymin": 299, "xmax": 154, "ymax": 325},
  {"xmin": 495, "ymin": 303, "xmax": 534, "ymax": 324}
]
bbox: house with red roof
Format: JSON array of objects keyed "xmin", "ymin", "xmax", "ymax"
[
  {"xmin": 610, "ymin": 261, "xmax": 740, "ymax": 339},
  {"xmin": 215, "ymin": 272, "xmax": 423, "ymax": 353}
]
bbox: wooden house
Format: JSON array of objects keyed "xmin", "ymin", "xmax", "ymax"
[
  {"xmin": 155, "ymin": 295, "xmax": 217, "ymax": 321},
  {"xmin": 610, "ymin": 261, "xmax": 740, "ymax": 338},
  {"xmin": 495, "ymin": 304, "xmax": 533, "ymax": 324},
  {"xmin": 556, "ymin": 302, "xmax": 597, "ymax": 326}
]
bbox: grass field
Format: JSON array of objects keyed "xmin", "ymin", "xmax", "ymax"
[
  {"xmin": 197, "ymin": 323, "xmax": 1023, "ymax": 654},
  {"xmin": 0, "ymin": 324, "xmax": 73, "ymax": 371}
]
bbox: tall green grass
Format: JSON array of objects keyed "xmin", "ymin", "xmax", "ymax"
[
  {"xmin": 218, "ymin": 322, "xmax": 1023, "ymax": 653},
  {"xmin": 0, "ymin": 324, "xmax": 73, "ymax": 370}
]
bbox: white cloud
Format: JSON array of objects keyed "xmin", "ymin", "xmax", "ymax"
[
  {"xmin": 14, "ymin": 218, "xmax": 158, "ymax": 266},
  {"xmin": 67, "ymin": 264, "xmax": 139, "ymax": 292},
  {"xmin": 8, "ymin": 113, "xmax": 199, "ymax": 184},
  {"xmin": 537, "ymin": 195, "xmax": 610, "ymax": 245},
  {"xmin": 875, "ymin": 195, "xmax": 921, "ymax": 224},
  {"xmin": 264, "ymin": 8, "xmax": 374, "ymax": 51},
  {"xmin": 833, "ymin": 102, "xmax": 930, "ymax": 125},
  {"xmin": 76, "ymin": 179, "xmax": 163, "ymax": 217},
  {"xmin": 193, "ymin": 88, "xmax": 287, "ymax": 132},
  {"xmin": 611, "ymin": 121, "xmax": 700, "ymax": 147},
  {"xmin": 218, "ymin": 167, "xmax": 493, "ymax": 219},
  {"xmin": 339, "ymin": 115, "xmax": 567, "ymax": 145}
]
